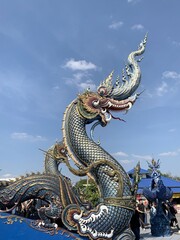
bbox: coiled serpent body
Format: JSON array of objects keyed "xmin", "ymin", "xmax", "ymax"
[{"xmin": 62, "ymin": 102, "xmax": 135, "ymax": 239}]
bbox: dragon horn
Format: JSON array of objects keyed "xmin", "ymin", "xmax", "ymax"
[
  {"xmin": 110, "ymin": 34, "xmax": 147, "ymax": 100},
  {"xmin": 103, "ymin": 70, "xmax": 114, "ymax": 86},
  {"xmin": 97, "ymin": 70, "xmax": 114, "ymax": 96}
]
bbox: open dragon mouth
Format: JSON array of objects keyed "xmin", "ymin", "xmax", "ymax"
[
  {"xmin": 101, "ymin": 95, "xmax": 136, "ymax": 111},
  {"xmin": 99, "ymin": 94, "xmax": 137, "ymax": 124},
  {"xmin": 89, "ymin": 94, "xmax": 138, "ymax": 143}
]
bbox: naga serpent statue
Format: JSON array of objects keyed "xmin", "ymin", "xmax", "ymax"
[{"xmin": 0, "ymin": 35, "xmax": 147, "ymax": 240}]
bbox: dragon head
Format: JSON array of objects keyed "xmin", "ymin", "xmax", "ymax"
[
  {"xmin": 77, "ymin": 34, "xmax": 147, "ymax": 126},
  {"xmin": 51, "ymin": 141, "xmax": 67, "ymax": 163},
  {"xmin": 77, "ymin": 90, "xmax": 137, "ymax": 126}
]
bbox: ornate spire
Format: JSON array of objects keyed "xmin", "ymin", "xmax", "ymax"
[{"xmin": 97, "ymin": 34, "xmax": 147, "ymax": 100}]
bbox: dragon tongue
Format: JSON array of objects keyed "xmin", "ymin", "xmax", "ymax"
[{"xmin": 110, "ymin": 112, "xmax": 126, "ymax": 122}]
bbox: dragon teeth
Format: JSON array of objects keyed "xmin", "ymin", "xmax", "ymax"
[{"xmin": 80, "ymin": 224, "xmax": 114, "ymax": 239}]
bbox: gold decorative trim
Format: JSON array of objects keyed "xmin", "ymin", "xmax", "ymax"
[{"xmin": 104, "ymin": 196, "xmax": 136, "ymax": 210}]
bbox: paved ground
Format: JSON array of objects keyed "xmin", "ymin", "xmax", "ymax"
[{"xmin": 139, "ymin": 214, "xmax": 180, "ymax": 240}]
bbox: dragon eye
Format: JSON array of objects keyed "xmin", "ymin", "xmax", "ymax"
[
  {"xmin": 92, "ymin": 100, "xmax": 99, "ymax": 107},
  {"xmin": 101, "ymin": 109, "xmax": 106, "ymax": 114},
  {"xmin": 61, "ymin": 149, "xmax": 65, "ymax": 153},
  {"xmin": 98, "ymin": 87, "xmax": 107, "ymax": 96},
  {"xmin": 100, "ymin": 91, "xmax": 105, "ymax": 96}
]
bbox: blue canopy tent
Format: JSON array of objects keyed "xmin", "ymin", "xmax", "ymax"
[{"xmin": 128, "ymin": 168, "xmax": 180, "ymax": 201}]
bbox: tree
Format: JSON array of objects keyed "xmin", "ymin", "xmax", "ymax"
[
  {"xmin": 160, "ymin": 172, "xmax": 180, "ymax": 181},
  {"xmin": 74, "ymin": 178, "xmax": 100, "ymax": 207}
]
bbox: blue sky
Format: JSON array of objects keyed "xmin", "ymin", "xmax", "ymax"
[{"xmin": 0, "ymin": 0, "xmax": 180, "ymax": 183}]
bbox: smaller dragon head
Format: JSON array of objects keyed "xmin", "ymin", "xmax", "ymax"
[
  {"xmin": 49, "ymin": 141, "xmax": 68, "ymax": 164},
  {"xmin": 52, "ymin": 142, "xmax": 67, "ymax": 162}
]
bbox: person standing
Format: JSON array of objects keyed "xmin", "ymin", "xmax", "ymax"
[
  {"xmin": 130, "ymin": 207, "xmax": 141, "ymax": 240},
  {"xmin": 167, "ymin": 200, "xmax": 180, "ymax": 232},
  {"xmin": 137, "ymin": 199, "xmax": 146, "ymax": 230}
]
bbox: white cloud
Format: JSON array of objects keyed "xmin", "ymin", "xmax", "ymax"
[
  {"xmin": 11, "ymin": 132, "xmax": 47, "ymax": 142},
  {"xmin": 158, "ymin": 148, "xmax": 180, "ymax": 158},
  {"xmin": 2, "ymin": 173, "xmax": 13, "ymax": 178},
  {"xmin": 65, "ymin": 72, "xmax": 97, "ymax": 91},
  {"xmin": 131, "ymin": 154, "xmax": 152, "ymax": 161},
  {"xmin": 63, "ymin": 59, "xmax": 97, "ymax": 71},
  {"xmin": 113, "ymin": 151, "xmax": 128, "ymax": 157},
  {"xmin": 150, "ymin": 71, "xmax": 180, "ymax": 98},
  {"xmin": 109, "ymin": 21, "xmax": 124, "ymax": 30},
  {"xmin": 158, "ymin": 151, "xmax": 178, "ymax": 157},
  {"xmin": 78, "ymin": 81, "xmax": 96, "ymax": 91},
  {"xmin": 63, "ymin": 58, "xmax": 98, "ymax": 91},
  {"xmin": 162, "ymin": 71, "xmax": 180, "ymax": 79},
  {"xmin": 127, "ymin": 0, "xmax": 141, "ymax": 3},
  {"xmin": 120, "ymin": 159, "xmax": 132, "ymax": 164},
  {"xmin": 156, "ymin": 81, "xmax": 168, "ymax": 96},
  {"xmin": 0, "ymin": 173, "xmax": 15, "ymax": 180},
  {"xmin": 73, "ymin": 72, "xmax": 87, "ymax": 81},
  {"xmin": 131, "ymin": 24, "xmax": 144, "ymax": 30}
]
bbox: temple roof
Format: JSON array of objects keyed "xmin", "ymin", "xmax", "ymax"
[
  {"xmin": 128, "ymin": 168, "xmax": 149, "ymax": 175},
  {"xmin": 128, "ymin": 168, "xmax": 180, "ymax": 195}
]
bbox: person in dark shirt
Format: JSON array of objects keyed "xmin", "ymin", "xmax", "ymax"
[{"xmin": 130, "ymin": 207, "xmax": 141, "ymax": 240}]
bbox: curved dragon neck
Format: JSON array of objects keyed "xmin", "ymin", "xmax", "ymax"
[
  {"xmin": 62, "ymin": 101, "xmax": 132, "ymax": 200},
  {"xmin": 44, "ymin": 149, "xmax": 60, "ymax": 175}
]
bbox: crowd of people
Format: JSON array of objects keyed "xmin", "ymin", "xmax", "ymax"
[
  {"xmin": 130, "ymin": 198, "xmax": 180, "ymax": 240},
  {"xmin": 162, "ymin": 199, "xmax": 180, "ymax": 231}
]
